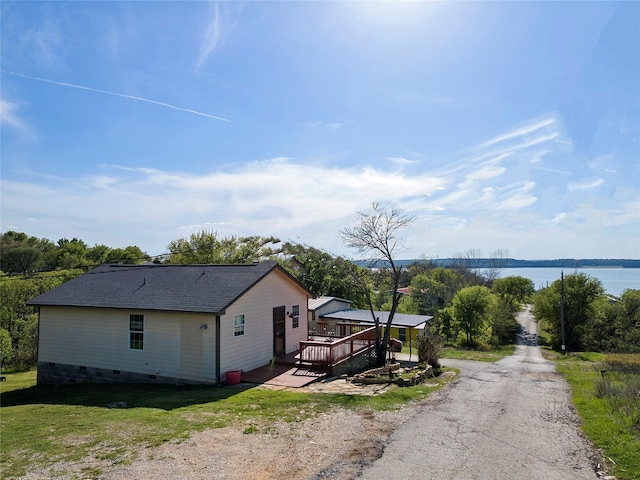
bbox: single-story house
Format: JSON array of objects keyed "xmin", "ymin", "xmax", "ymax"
[
  {"xmin": 27, "ymin": 261, "xmax": 314, "ymax": 386},
  {"xmin": 308, "ymin": 296, "xmax": 432, "ymax": 344}
]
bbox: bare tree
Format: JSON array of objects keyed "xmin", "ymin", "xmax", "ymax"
[
  {"xmin": 485, "ymin": 248, "xmax": 510, "ymax": 283},
  {"xmin": 451, "ymin": 248, "xmax": 509, "ymax": 285},
  {"xmin": 339, "ymin": 202, "xmax": 415, "ymax": 366}
]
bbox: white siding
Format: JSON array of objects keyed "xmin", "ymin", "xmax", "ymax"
[
  {"xmin": 38, "ymin": 268, "xmax": 310, "ymax": 383},
  {"xmin": 219, "ymin": 269, "xmax": 310, "ymax": 375},
  {"xmin": 38, "ymin": 307, "xmax": 217, "ymax": 383},
  {"xmin": 315, "ymin": 298, "xmax": 352, "ymax": 317}
]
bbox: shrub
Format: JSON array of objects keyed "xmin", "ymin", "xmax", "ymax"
[
  {"xmin": 416, "ymin": 331, "xmax": 442, "ymax": 368},
  {"xmin": 594, "ymin": 354, "xmax": 640, "ymax": 433},
  {"xmin": 0, "ymin": 328, "xmax": 13, "ymax": 369}
]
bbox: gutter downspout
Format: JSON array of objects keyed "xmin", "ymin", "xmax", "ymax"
[
  {"xmin": 35, "ymin": 307, "xmax": 41, "ymax": 385},
  {"xmin": 215, "ymin": 315, "xmax": 221, "ymax": 384}
]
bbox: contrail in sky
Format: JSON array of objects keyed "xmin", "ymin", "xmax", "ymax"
[{"xmin": 1, "ymin": 70, "xmax": 232, "ymax": 123}]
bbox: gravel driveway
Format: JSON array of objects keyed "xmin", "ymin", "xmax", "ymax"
[{"xmin": 356, "ymin": 306, "xmax": 602, "ymax": 480}]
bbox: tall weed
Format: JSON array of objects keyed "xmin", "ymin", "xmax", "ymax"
[{"xmin": 595, "ymin": 354, "xmax": 640, "ymax": 433}]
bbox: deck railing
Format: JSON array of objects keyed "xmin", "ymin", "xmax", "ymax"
[
  {"xmin": 299, "ymin": 326, "xmax": 377, "ymax": 367},
  {"xmin": 310, "ymin": 321, "xmax": 374, "ymax": 338}
]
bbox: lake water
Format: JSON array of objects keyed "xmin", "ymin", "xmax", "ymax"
[{"xmin": 485, "ymin": 267, "xmax": 640, "ymax": 297}]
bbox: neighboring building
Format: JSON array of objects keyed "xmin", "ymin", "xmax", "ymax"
[
  {"xmin": 28, "ymin": 261, "xmax": 314, "ymax": 386},
  {"xmin": 308, "ymin": 296, "xmax": 432, "ymax": 343},
  {"xmin": 307, "ymin": 296, "xmax": 353, "ymax": 335}
]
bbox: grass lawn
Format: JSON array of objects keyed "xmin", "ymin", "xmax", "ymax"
[
  {"xmin": 0, "ymin": 368, "xmax": 454, "ymax": 479},
  {"xmin": 547, "ymin": 350, "xmax": 640, "ymax": 480},
  {"xmin": 438, "ymin": 345, "xmax": 515, "ymax": 362}
]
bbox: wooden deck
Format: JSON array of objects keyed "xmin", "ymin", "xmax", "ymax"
[
  {"xmin": 241, "ymin": 362, "xmax": 326, "ymax": 387},
  {"xmin": 299, "ymin": 326, "xmax": 376, "ymax": 367},
  {"xmin": 240, "ymin": 328, "xmax": 378, "ymax": 388}
]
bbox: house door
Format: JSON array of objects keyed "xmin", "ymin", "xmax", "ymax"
[{"xmin": 273, "ymin": 306, "xmax": 286, "ymax": 357}]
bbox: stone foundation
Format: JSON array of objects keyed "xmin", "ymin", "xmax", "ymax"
[{"xmin": 37, "ymin": 362, "xmax": 211, "ymax": 386}]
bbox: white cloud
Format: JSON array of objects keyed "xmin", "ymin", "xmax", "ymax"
[
  {"xmin": 537, "ymin": 167, "xmax": 571, "ymax": 176},
  {"xmin": 481, "ymin": 117, "xmax": 555, "ymax": 147},
  {"xmin": 529, "ymin": 150, "xmax": 551, "ymax": 164},
  {"xmin": 180, "ymin": 222, "xmax": 232, "ymax": 230},
  {"xmin": 387, "ymin": 156, "xmax": 419, "ymax": 166},
  {"xmin": 1, "ymin": 159, "xmax": 450, "ymax": 252},
  {"xmin": 518, "ymin": 132, "xmax": 560, "ymax": 149},
  {"xmin": 304, "ymin": 121, "xmax": 346, "ymax": 130},
  {"xmin": 567, "ymin": 178, "xmax": 604, "ymax": 191},
  {"xmin": 3, "ymin": 114, "xmax": 636, "ymax": 259},
  {"xmin": 0, "ymin": 99, "xmax": 32, "ymax": 136},
  {"xmin": 498, "ymin": 193, "xmax": 537, "ymax": 210},
  {"xmin": 575, "ymin": 201, "xmax": 640, "ymax": 228},
  {"xmin": 464, "ymin": 165, "xmax": 506, "ymax": 182},
  {"xmin": 196, "ymin": 2, "xmax": 222, "ymax": 70}
]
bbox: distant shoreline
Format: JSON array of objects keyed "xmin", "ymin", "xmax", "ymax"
[{"xmin": 359, "ymin": 259, "xmax": 640, "ymax": 269}]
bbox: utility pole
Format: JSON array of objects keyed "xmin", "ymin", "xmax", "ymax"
[{"xmin": 560, "ymin": 271, "xmax": 566, "ymax": 354}]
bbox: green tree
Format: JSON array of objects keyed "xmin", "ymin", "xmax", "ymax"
[
  {"xmin": 452, "ymin": 285, "xmax": 493, "ymax": 347},
  {"xmin": 406, "ymin": 267, "xmax": 463, "ymax": 315},
  {"xmin": 50, "ymin": 238, "xmax": 90, "ymax": 269},
  {"xmin": 1, "ymin": 246, "xmax": 43, "ymax": 274},
  {"xmin": 436, "ymin": 306, "xmax": 457, "ymax": 344},
  {"xmin": 86, "ymin": 244, "xmax": 112, "ymax": 264},
  {"xmin": 0, "ymin": 328, "xmax": 13, "ymax": 369},
  {"xmin": 0, "ymin": 231, "xmax": 55, "ymax": 273},
  {"xmin": 430, "ymin": 267, "xmax": 464, "ymax": 305},
  {"xmin": 279, "ymin": 243, "xmax": 369, "ymax": 307},
  {"xmin": 167, "ymin": 230, "xmax": 281, "ymax": 264},
  {"xmin": 105, "ymin": 246, "xmax": 147, "ymax": 264},
  {"xmin": 532, "ymin": 273, "xmax": 604, "ymax": 351},
  {"xmin": 489, "ymin": 297, "xmax": 519, "ymax": 346},
  {"xmin": 616, "ymin": 289, "xmax": 640, "ymax": 352},
  {"xmin": 339, "ymin": 202, "xmax": 415, "ymax": 366},
  {"xmin": 0, "ymin": 270, "xmax": 82, "ymax": 368},
  {"xmin": 406, "ymin": 274, "xmax": 433, "ymax": 315},
  {"xmin": 13, "ymin": 315, "xmax": 39, "ymax": 367},
  {"xmin": 491, "ymin": 276, "xmax": 535, "ymax": 314},
  {"xmin": 588, "ymin": 289, "xmax": 640, "ymax": 353}
]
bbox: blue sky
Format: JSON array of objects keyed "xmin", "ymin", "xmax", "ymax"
[{"xmin": 1, "ymin": 1, "xmax": 639, "ymax": 260}]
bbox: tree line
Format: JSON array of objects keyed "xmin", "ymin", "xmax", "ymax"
[
  {"xmin": 533, "ymin": 274, "xmax": 640, "ymax": 353},
  {"xmin": 0, "ymin": 231, "xmax": 147, "ymax": 274},
  {"xmin": 2, "ymin": 205, "xmax": 639, "ymax": 370}
]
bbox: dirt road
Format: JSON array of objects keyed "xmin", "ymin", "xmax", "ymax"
[{"xmin": 356, "ymin": 306, "xmax": 601, "ymax": 480}]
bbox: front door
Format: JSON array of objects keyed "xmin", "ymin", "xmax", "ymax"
[{"xmin": 273, "ymin": 306, "xmax": 286, "ymax": 357}]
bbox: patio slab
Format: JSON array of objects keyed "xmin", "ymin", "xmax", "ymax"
[{"xmin": 241, "ymin": 363, "xmax": 326, "ymax": 388}]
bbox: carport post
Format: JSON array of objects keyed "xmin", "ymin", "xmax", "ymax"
[{"xmin": 409, "ymin": 327, "xmax": 412, "ymax": 361}]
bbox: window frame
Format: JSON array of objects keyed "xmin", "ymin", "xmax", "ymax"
[
  {"xmin": 233, "ymin": 314, "xmax": 246, "ymax": 337},
  {"xmin": 129, "ymin": 314, "xmax": 144, "ymax": 350},
  {"xmin": 398, "ymin": 327, "xmax": 407, "ymax": 343},
  {"xmin": 291, "ymin": 304, "xmax": 300, "ymax": 329}
]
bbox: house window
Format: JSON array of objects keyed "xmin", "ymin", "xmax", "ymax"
[
  {"xmin": 233, "ymin": 314, "xmax": 245, "ymax": 337},
  {"xmin": 398, "ymin": 328, "xmax": 407, "ymax": 343},
  {"xmin": 129, "ymin": 314, "xmax": 144, "ymax": 350},
  {"xmin": 291, "ymin": 305, "xmax": 300, "ymax": 329}
]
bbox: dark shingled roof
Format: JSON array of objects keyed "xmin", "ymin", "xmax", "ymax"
[{"xmin": 27, "ymin": 261, "xmax": 311, "ymax": 314}]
